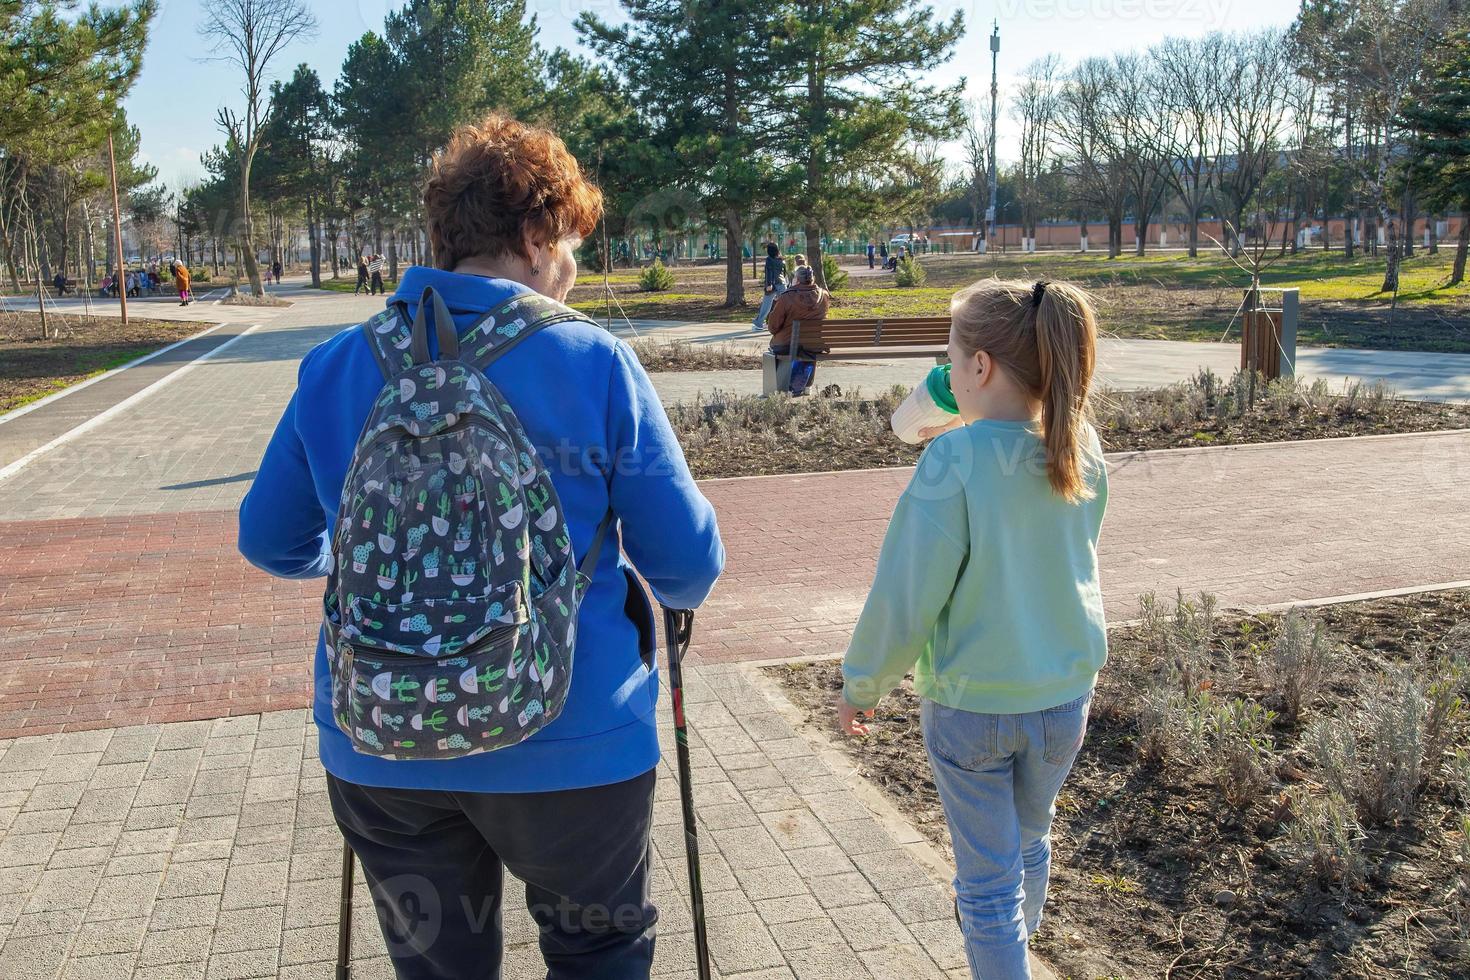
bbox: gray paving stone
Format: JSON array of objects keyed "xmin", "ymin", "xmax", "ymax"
[
  {"xmin": 60, "ymin": 952, "xmax": 140, "ymax": 980},
  {"xmin": 71, "ymin": 917, "xmax": 149, "ymax": 957},
  {"xmin": 829, "ymin": 901, "xmax": 912, "ymax": 952},
  {"xmin": 707, "ymin": 912, "xmax": 784, "ymax": 974},
  {"xmin": 906, "ymin": 918, "xmax": 968, "ymax": 970},
  {"xmin": 138, "ymin": 928, "xmax": 214, "ymax": 968}
]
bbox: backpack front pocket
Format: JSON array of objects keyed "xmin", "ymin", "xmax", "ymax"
[{"xmin": 332, "ymin": 591, "xmax": 568, "ymax": 760}]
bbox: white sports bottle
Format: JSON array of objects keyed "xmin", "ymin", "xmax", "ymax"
[{"xmin": 891, "ymin": 364, "xmax": 959, "ymax": 444}]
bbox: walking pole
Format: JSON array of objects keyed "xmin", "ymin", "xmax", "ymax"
[
  {"xmin": 663, "ymin": 606, "xmax": 711, "ymax": 980},
  {"xmin": 336, "ymin": 841, "xmax": 354, "ymax": 980}
]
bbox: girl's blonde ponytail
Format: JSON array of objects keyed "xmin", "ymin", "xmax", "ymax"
[
  {"xmin": 949, "ymin": 279, "xmax": 1100, "ymax": 502},
  {"xmin": 1032, "ymin": 282, "xmax": 1097, "ymax": 502}
]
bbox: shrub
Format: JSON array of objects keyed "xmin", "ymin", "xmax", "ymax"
[
  {"xmin": 1137, "ymin": 590, "xmax": 1218, "ymax": 695},
  {"xmin": 1136, "ymin": 683, "xmax": 1209, "ymax": 765},
  {"xmin": 1207, "ymin": 696, "xmax": 1277, "ymax": 808},
  {"xmin": 894, "ymin": 255, "xmax": 926, "ymax": 287},
  {"xmin": 1423, "ymin": 653, "xmax": 1469, "ymax": 779},
  {"xmin": 822, "ymin": 254, "xmax": 848, "ymax": 292},
  {"xmin": 1286, "ymin": 786, "xmax": 1367, "ymax": 888},
  {"xmin": 638, "ymin": 259, "xmax": 675, "ymax": 292},
  {"xmin": 1261, "ymin": 607, "xmax": 1336, "ymax": 724},
  {"xmin": 190, "ymin": 268, "xmax": 212, "ymax": 283},
  {"xmin": 1309, "ymin": 668, "xmax": 1426, "ymax": 825}
]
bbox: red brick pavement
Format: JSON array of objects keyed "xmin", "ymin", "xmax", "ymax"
[{"xmin": 3, "ymin": 431, "xmax": 1468, "ymax": 736}]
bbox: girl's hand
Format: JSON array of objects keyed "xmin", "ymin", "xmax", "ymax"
[
  {"xmin": 917, "ymin": 417, "xmax": 963, "ymax": 441},
  {"xmin": 836, "ymin": 695, "xmax": 875, "ymax": 736}
]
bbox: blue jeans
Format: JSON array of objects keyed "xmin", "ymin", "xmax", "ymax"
[
  {"xmin": 753, "ymin": 283, "xmax": 785, "ymax": 328},
  {"xmin": 921, "ymin": 692, "xmax": 1092, "ymax": 979}
]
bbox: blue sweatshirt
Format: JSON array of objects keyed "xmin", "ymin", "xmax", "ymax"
[{"xmin": 238, "ymin": 267, "xmax": 725, "ymax": 792}]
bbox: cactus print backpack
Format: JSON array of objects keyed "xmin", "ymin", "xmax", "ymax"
[{"xmin": 324, "ymin": 286, "xmax": 613, "ymax": 760}]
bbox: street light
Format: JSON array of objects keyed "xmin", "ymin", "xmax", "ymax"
[{"xmin": 984, "ymin": 23, "xmax": 1000, "ymax": 254}]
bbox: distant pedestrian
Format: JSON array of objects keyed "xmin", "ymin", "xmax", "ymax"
[
  {"xmin": 752, "ymin": 242, "xmax": 786, "ymax": 331},
  {"xmin": 52, "ymin": 272, "xmax": 69, "ymax": 296},
  {"xmin": 172, "ymin": 259, "xmax": 192, "ymax": 306},
  {"xmin": 368, "ymin": 253, "xmax": 385, "ymax": 295},
  {"xmin": 867, "ymin": 242, "xmax": 876, "ymax": 269},
  {"xmin": 272, "ymin": 259, "xmax": 283, "ymax": 285},
  {"xmin": 354, "ymin": 256, "xmax": 369, "ymax": 295}
]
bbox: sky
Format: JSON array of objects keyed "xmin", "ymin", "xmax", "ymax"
[{"xmin": 126, "ymin": 0, "xmax": 1304, "ymax": 190}]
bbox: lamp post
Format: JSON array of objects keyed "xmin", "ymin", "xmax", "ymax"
[{"xmin": 985, "ymin": 22, "xmax": 1000, "ymax": 255}]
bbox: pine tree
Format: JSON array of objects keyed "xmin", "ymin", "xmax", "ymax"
[
  {"xmin": 774, "ymin": 0, "xmax": 964, "ymax": 285},
  {"xmin": 1401, "ymin": 34, "xmax": 1470, "ymax": 284},
  {"xmin": 579, "ymin": 0, "xmax": 792, "ymax": 306},
  {"xmin": 256, "ymin": 65, "xmax": 334, "ymax": 286}
]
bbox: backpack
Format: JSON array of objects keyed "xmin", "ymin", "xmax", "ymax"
[{"xmin": 323, "ymin": 286, "xmax": 613, "ymax": 761}]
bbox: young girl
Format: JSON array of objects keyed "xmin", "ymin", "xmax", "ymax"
[{"xmin": 838, "ymin": 279, "xmax": 1107, "ymax": 979}]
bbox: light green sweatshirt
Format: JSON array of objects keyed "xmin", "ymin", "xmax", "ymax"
[{"xmin": 842, "ymin": 419, "xmax": 1108, "ymax": 714}]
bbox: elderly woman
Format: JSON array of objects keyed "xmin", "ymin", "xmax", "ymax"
[{"xmin": 238, "ymin": 114, "xmax": 725, "ymax": 980}]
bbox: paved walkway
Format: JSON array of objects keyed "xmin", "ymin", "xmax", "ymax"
[
  {"xmin": 0, "ymin": 665, "xmax": 974, "ymax": 980},
  {"xmin": 615, "ymin": 320, "xmax": 1470, "ymax": 403},
  {"xmin": 3, "ymin": 284, "xmax": 1467, "ymax": 979}
]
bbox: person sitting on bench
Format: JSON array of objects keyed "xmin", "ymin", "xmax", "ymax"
[{"xmin": 765, "ymin": 264, "xmax": 830, "ymax": 395}]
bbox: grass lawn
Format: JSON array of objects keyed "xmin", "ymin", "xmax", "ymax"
[
  {"xmin": 0, "ymin": 311, "xmax": 209, "ymax": 413},
  {"xmin": 770, "ymin": 588, "xmax": 1470, "ymax": 978},
  {"xmin": 570, "ymin": 249, "xmax": 1470, "ymax": 353},
  {"xmin": 312, "ymin": 277, "xmax": 400, "ymax": 294}
]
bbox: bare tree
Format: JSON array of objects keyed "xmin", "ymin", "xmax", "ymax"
[
  {"xmin": 1012, "ymin": 55, "xmax": 1061, "ymax": 252},
  {"xmin": 1215, "ymin": 30, "xmax": 1294, "ymax": 256},
  {"xmin": 960, "ymin": 99, "xmax": 992, "ymax": 250},
  {"xmin": 1107, "ymin": 52, "xmax": 1174, "ymax": 256},
  {"xmin": 199, "ymin": 0, "xmax": 316, "ymax": 297},
  {"xmin": 1055, "ymin": 57, "xmax": 1130, "ymax": 257},
  {"xmin": 1156, "ymin": 33, "xmax": 1228, "ymax": 257}
]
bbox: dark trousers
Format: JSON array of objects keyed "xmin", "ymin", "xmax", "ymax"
[
  {"xmin": 371, "ymin": 272, "xmax": 385, "ymax": 294},
  {"xmin": 355, "ymin": 273, "xmax": 368, "ymax": 295},
  {"xmin": 327, "ymin": 768, "xmax": 658, "ymax": 980}
]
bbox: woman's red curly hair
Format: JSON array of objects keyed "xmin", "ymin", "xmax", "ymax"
[{"xmin": 423, "ymin": 113, "xmax": 603, "ymax": 271}]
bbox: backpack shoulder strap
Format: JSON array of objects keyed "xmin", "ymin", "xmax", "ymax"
[
  {"xmin": 459, "ymin": 291, "xmax": 594, "ymax": 373},
  {"xmin": 358, "ymin": 305, "xmax": 415, "ymax": 380}
]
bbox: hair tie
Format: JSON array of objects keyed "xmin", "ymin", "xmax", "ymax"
[{"xmin": 1032, "ymin": 281, "xmax": 1049, "ymax": 308}]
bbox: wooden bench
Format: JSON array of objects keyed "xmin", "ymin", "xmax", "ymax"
[{"xmin": 763, "ymin": 316, "xmax": 950, "ymax": 394}]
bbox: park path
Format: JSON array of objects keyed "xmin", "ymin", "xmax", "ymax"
[{"xmin": 1, "ymin": 285, "xmax": 1466, "ymax": 980}]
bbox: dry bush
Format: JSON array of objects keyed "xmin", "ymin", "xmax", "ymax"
[
  {"xmin": 626, "ymin": 339, "xmax": 754, "ymax": 372},
  {"xmin": 1423, "ymin": 653, "xmax": 1469, "ymax": 781},
  {"xmin": 1286, "ymin": 786, "xmax": 1367, "ymax": 888},
  {"xmin": 1261, "ymin": 607, "xmax": 1337, "ymax": 724},
  {"xmin": 1309, "ymin": 667, "xmax": 1426, "ymax": 826},
  {"xmin": 1136, "ymin": 683, "xmax": 1209, "ymax": 765},
  {"xmin": 1137, "ymin": 590, "xmax": 1219, "ymax": 695},
  {"xmin": 1207, "ymin": 696, "xmax": 1278, "ymax": 808}
]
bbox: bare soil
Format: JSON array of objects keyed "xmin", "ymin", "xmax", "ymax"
[
  {"xmin": 768, "ymin": 589, "xmax": 1470, "ymax": 979},
  {"xmin": 0, "ymin": 311, "xmax": 206, "ymax": 413}
]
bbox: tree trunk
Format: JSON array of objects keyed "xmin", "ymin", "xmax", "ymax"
[
  {"xmin": 1401, "ymin": 189, "xmax": 1414, "ymax": 258},
  {"xmin": 722, "ymin": 208, "xmax": 745, "ymax": 307},
  {"xmin": 1429, "ymin": 213, "xmax": 1439, "ymax": 255},
  {"xmin": 805, "ymin": 221, "xmax": 825, "ymax": 288},
  {"xmin": 1187, "ymin": 211, "xmax": 1199, "ymax": 258},
  {"xmin": 387, "ymin": 233, "xmax": 398, "ymax": 282},
  {"xmin": 306, "ymin": 195, "xmax": 322, "ymax": 288},
  {"xmin": 1344, "ymin": 212, "xmax": 1355, "ymax": 259},
  {"xmin": 239, "ymin": 151, "xmax": 264, "ymax": 295},
  {"xmin": 1381, "ymin": 223, "xmax": 1400, "ymax": 294},
  {"xmin": 1450, "ymin": 211, "xmax": 1468, "ymax": 287}
]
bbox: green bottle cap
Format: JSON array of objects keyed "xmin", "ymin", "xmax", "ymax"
[{"xmin": 926, "ymin": 363, "xmax": 959, "ymax": 414}]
